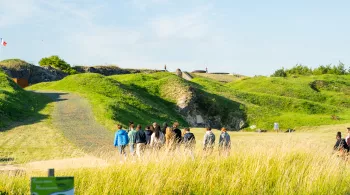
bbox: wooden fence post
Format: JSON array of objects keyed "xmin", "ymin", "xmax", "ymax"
[{"xmin": 48, "ymin": 168, "xmax": 55, "ymax": 177}]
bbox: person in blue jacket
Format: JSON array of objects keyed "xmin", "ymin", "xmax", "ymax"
[{"xmin": 114, "ymin": 124, "xmax": 129, "ymax": 163}]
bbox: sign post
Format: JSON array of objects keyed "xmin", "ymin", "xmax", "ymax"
[{"xmin": 31, "ymin": 169, "xmax": 74, "ymax": 195}]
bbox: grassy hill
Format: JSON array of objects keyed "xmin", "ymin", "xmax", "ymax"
[
  {"xmin": 191, "ymin": 74, "xmax": 350, "ymax": 130},
  {"xmin": 28, "ymin": 73, "xmax": 190, "ymax": 130},
  {"xmin": 0, "ymin": 69, "xmax": 50, "ymax": 128},
  {"xmin": 28, "ymin": 71, "xmax": 350, "ymax": 131},
  {"xmin": 29, "ymin": 72, "xmax": 246, "ymax": 130},
  {"xmin": 0, "ymin": 59, "xmax": 31, "ymax": 70}
]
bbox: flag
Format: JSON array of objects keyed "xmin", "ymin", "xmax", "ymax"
[{"xmin": 0, "ymin": 38, "xmax": 7, "ymax": 46}]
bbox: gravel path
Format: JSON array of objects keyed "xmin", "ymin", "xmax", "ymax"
[{"xmin": 43, "ymin": 92, "xmax": 115, "ymax": 156}]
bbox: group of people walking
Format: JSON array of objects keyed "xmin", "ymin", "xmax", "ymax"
[{"xmin": 113, "ymin": 122, "xmax": 231, "ymax": 162}]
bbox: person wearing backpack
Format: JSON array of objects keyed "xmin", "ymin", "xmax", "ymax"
[
  {"xmin": 203, "ymin": 127, "xmax": 215, "ymax": 153},
  {"xmin": 114, "ymin": 124, "xmax": 129, "ymax": 163},
  {"xmin": 135, "ymin": 124, "xmax": 147, "ymax": 159},
  {"xmin": 128, "ymin": 123, "xmax": 137, "ymax": 158},
  {"xmin": 219, "ymin": 127, "xmax": 231, "ymax": 156},
  {"xmin": 183, "ymin": 127, "xmax": 196, "ymax": 159}
]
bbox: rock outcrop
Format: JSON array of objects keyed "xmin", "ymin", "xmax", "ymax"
[
  {"xmin": 73, "ymin": 66, "xmax": 162, "ymax": 76},
  {"xmin": 171, "ymin": 84, "xmax": 246, "ymax": 130},
  {"xmin": 0, "ymin": 63, "xmax": 67, "ymax": 85}
]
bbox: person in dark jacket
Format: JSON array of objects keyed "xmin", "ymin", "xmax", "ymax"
[
  {"xmin": 183, "ymin": 128, "xmax": 196, "ymax": 148},
  {"xmin": 334, "ymin": 132, "xmax": 349, "ymax": 154},
  {"xmin": 172, "ymin": 122, "xmax": 182, "ymax": 152},
  {"xmin": 218, "ymin": 127, "xmax": 231, "ymax": 156},
  {"xmin": 135, "ymin": 125, "xmax": 147, "ymax": 158},
  {"xmin": 145, "ymin": 126, "xmax": 153, "ymax": 145},
  {"xmin": 172, "ymin": 122, "xmax": 182, "ymax": 144},
  {"xmin": 183, "ymin": 128, "xmax": 196, "ymax": 159}
]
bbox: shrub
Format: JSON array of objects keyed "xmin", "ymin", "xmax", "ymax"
[
  {"xmin": 313, "ymin": 62, "xmax": 346, "ymax": 75},
  {"xmin": 39, "ymin": 55, "xmax": 76, "ymax": 75},
  {"xmin": 285, "ymin": 64, "xmax": 313, "ymax": 76},
  {"xmin": 271, "ymin": 68, "xmax": 287, "ymax": 77}
]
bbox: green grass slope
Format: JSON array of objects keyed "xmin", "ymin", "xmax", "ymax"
[
  {"xmin": 112, "ymin": 72, "xmax": 246, "ymax": 129},
  {"xmin": 191, "ymin": 74, "xmax": 350, "ymax": 130},
  {"xmin": 28, "ymin": 73, "xmax": 189, "ymax": 130},
  {"xmin": 0, "ymin": 69, "xmax": 50, "ymax": 128},
  {"xmin": 29, "ymin": 72, "xmax": 246, "ymax": 130},
  {"xmin": 28, "ymin": 71, "xmax": 350, "ymax": 131}
]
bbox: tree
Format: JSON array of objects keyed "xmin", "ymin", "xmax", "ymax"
[
  {"xmin": 271, "ymin": 68, "xmax": 287, "ymax": 77},
  {"xmin": 331, "ymin": 61, "xmax": 346, "ymax": 75},
  {"xmin": 313, "ymin": 65, "xmax": 331, "ymax": 75},
  {"xmin": 39, "ymin": 55, "xmax": 76, "ymax": 74},
  {"xmin": 285, "ymin": 64, "xmax": 312, "ymax": 76}
]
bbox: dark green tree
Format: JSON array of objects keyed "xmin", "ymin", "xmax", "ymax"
[
  {"xmin": 39, "ymin": 55, "xmax": 76, "ymax": 74},
  {"xmin": 271, "ymin": 68, "xmax": 287, "ymax": 77}
]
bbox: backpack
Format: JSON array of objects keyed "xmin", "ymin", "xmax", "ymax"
[
  {"xmin": 185, "ymin": 133, "xmax": 196, "ymax": 144},
  {"xmin": 220, "ymin": 133, "xmax": 230, "ymax": 146},
  {"xmin": 205, "ymin": 132, "xmax": 215, "ymax": 146}
]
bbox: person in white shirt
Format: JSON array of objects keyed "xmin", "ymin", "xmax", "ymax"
[
  {"xmin": 150, "ymin": 127, "xmax": 165, "ymax": 151},
  {"xmin": 274, "ymin": 122, "xmax": 279, "ymax": 133}
]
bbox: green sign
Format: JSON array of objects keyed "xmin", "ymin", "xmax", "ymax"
[{"xmin": 31, "ymin": 177, "xmax": 74, "ymax": 195}]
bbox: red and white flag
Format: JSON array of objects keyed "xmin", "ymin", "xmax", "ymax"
[{"xmin": 0, "ymin": 38, "xmax": 7, "ymax": 46}]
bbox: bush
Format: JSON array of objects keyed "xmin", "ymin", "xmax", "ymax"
[
  {"xmin": 313, "ymin": 62, "xmax": 346, "ymax": 75},
  {"xmin": 271, "ymin": 68, "xmax": 287, "ymax": 77},
  {"xmin": 285, "ymin": 64, "xmax": 313, "ymax": 76},
  {"xmin": 39, "ymin": 55, "xmax": 76, "ymax": 75},
  {"xmin": 274, "ymin": 62, "xmax": 348, "ymax": 77}
]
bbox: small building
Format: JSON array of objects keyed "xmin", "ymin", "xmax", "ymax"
[{"xmin": 12, "ymin": 78, "xmax": 29, "ymax": 88}]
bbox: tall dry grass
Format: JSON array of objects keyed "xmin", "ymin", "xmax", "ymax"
[{"xmin": 1, "ymin": 130, "xmax": 349, "ymax": 194}]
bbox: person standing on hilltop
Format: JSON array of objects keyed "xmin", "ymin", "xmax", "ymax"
[
  {"xmin": 128, "ymin": 123, "xmax": 137, "ymax": 158},
  {"xmin": 135, "ymin": 124, "xmax": 147, "ymax": 159},
  {"xmin": 203, "ymin": 127, "xmax": 215, "ymax": 153},
  {"xmin": 114, "ymin": 124, "xmax": 129, "ymax": 163},
  {"xmin": 218, "ymin": 127, "xmax": 231, "ymax": 157}
]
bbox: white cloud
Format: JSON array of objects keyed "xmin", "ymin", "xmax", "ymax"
[
  {"xmin": 150, "ymin": 5, "xmax": 211, "ymax": 39},
  {"xmin": 0, "ymin": 0, "xmax": 39, "ymax": 27}
]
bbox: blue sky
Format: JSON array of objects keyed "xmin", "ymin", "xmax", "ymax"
[{"xmin": 0, "ymin": 0, "xmax": 349, "ymax": 76}]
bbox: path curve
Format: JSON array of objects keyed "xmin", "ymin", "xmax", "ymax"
[{"xmin": 42, "ymin": 92, "xmax": 115, "ymax": 156}]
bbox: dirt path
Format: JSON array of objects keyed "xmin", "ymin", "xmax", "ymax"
[
  {"xmin": 0, "ymin": 155, "xmax": 109, "ymax": 172},
  {"xmin": 1, "ymin": 92, "xmax": 116, "ymax": 171},
  {"xmin": 43, "ymin": 92, "xmax": 115, "ymax": 156}
]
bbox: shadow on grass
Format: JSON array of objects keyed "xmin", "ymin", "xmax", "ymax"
[
  {"xmin": 0, "ymin": 91, "xmax": 68, "ymax": 132},
  {"xmin": 115, "ymin": 82, "xmax": 247, "ymax": 130},
  {"xmin": 110, "ymin": 83, "xmax": 188, "ymax": 127}
]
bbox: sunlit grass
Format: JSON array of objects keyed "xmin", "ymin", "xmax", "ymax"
[{"xmin": 1, "ymin": 126, "xmax": 349, "ymax": 194}]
